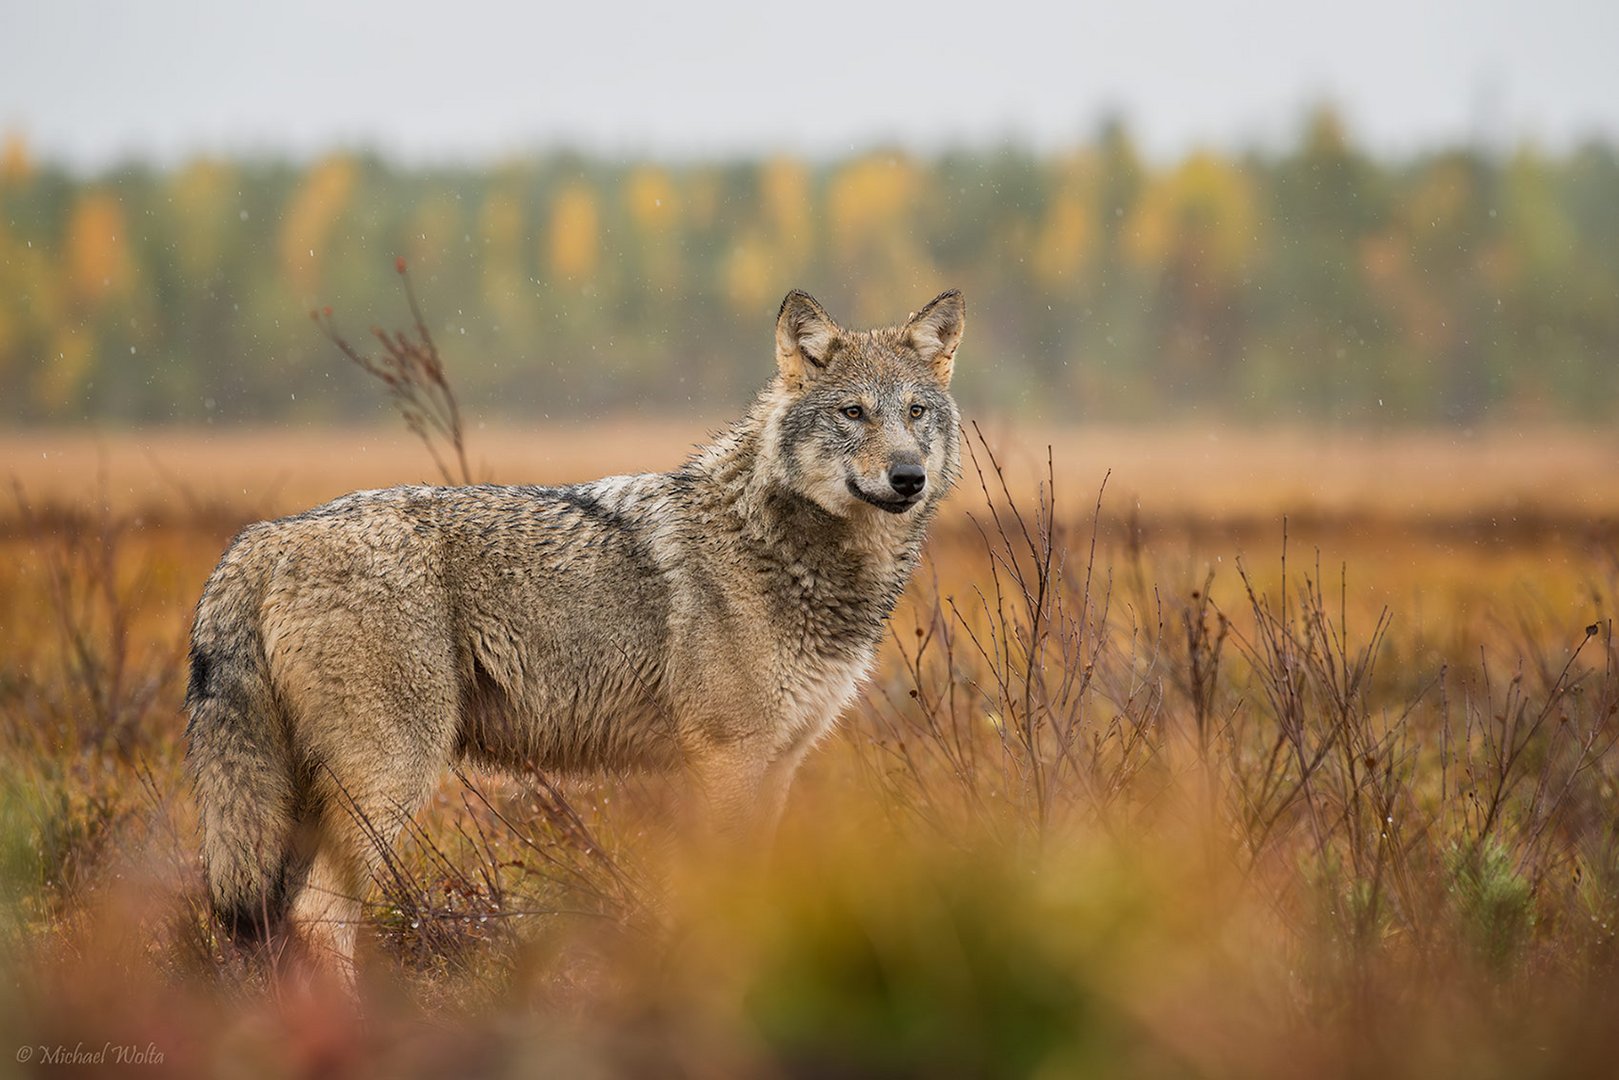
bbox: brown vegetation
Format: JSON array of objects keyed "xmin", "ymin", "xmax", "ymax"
[{"xmin": 2, "ymin": 418, "xmax": 1616, "ymax": 1076}]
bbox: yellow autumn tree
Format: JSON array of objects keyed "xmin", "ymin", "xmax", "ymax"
[
  {"xmin": 717, "ymin": 158, "xmax": 816, "ymax": 313},
  {"xmin": 826, "ymin": 154, "xmax": 936, "ymax": 322},
  {"xmin": 624, "ymin": 166, "xmax": 681, "ymax": 291},
  {"xmin": 828, "ymin": 154, "xmax": 918, "ymax": 259},
  {"xmin": 724, "ymin": 230, "xmax": 778, "ymax": 314},
  {"xmin": 1, "ymin": 131, "xmax": 31, "ymax": 186},
  {"xmin": 279, "ymin": 155, "xmax": 358, "ymax": 296},
  {"xmin": 1125, "ymin": 151, "xmax": 1257, "ymax": 280},
  {"xmin": 625, "ymin": 166, "xmax": 677, "ymax": 234},
  {"xmin": 0, "ymin": 221, "xmax": 21, "ymax": 374},
  {"xmin": 548, "ymin": 181, "xmax": 600, "ymax": 284},
  {"xmin": 66, "ymin": 190, "xmax": 134, "ymax": 308},
  {"xmin": 1033, "ymin": 155, "xmax": 1098, "ymax": 289},
  {"xmin": 1124, "ymin": 152, "xmax": 1261, "ymax": 385},
  {"xmin": 479, "ymin": 187, "xmax": 527, "ymax": 320},
  {"xmin": 0, "ymin": 217, "xmax": 64, "ymax": 386},
  {"xmin": 169, "ymin": 160, "xmax": 235, "ymax": 277},
  {"xmin": 761, "ymin": 157, "xmax": 813, "ymax": 265}
]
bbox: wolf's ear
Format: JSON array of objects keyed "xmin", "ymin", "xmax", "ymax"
[
  {"xmin": 776, "ymin": 290, "xmax": 840, "ymax": 391},
  {"xmin": 905, "ymin": 290, "xmax": 965, "ymax": 385}
]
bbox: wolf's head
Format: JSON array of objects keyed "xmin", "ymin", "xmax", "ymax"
[{"xmin": 760, "ymin": 289, "xmax": 964, "ymax": 520}]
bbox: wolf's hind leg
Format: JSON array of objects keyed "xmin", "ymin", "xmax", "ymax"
[
  {"xmin": 286, "ymin": 759, "xmax": 442, "ymax": 988},
  {"xmin": 272, "ymin": 607, "xmax": 461, "ymax": 987}
]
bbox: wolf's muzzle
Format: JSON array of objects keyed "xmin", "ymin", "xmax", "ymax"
[{"xmin": 847, "ymin": 476, "xmax": 921, "ymax": 514}]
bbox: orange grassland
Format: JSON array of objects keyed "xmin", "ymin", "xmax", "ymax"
[{"xmin": 2, "ymin": 422, "xmax": 1618, "ymax": 1078}]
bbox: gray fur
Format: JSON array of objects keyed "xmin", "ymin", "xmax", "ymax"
[{"xmin": 185, "ymin": 289, "xmax": 966, "ymax": 974}]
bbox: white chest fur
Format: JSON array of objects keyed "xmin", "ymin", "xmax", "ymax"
[{"xmin": 774, "ymin": 647, "xmax": 875, "ymax": 752}]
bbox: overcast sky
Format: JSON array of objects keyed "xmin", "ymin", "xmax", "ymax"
[{"xmin": 2, "ymin": 0, "xmax": 1615, "ymax": 169}]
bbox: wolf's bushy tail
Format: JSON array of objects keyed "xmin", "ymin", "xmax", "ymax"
[{"xmin": 185, "ymin": 551, "xmax": 299, "ymax": 942}]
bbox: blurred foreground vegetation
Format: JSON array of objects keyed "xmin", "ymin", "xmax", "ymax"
[{"xmin": 2, "ymin": 108, "xmax": 1617, "ymax": 426}]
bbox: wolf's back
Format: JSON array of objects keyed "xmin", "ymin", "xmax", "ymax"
[{"xmin": 185, "ymin": 529, "xmax": 299, "ymax": 941}]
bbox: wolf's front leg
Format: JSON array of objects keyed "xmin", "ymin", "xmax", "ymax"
[
  {"xmin": 685, "ymin": 739, "xmax": 782, "ymax": 850},
  {"xmin": 752, "ymin": 742, "xmax": 813, "ymax": 842}
]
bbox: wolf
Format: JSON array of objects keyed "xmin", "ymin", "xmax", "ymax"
[{"xmin": 185, "ymin": 288, "xmax": 965, "ymax": 976}]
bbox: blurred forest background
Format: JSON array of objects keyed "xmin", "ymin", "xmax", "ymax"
[{"xmin": 4, "ymin": 106, "xmax": 1616, "ymax": 429}]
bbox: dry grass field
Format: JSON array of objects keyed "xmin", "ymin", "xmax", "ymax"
[{"xmin": 2, "ymin": 422, "xmax": 1617, "ymax": 1077}]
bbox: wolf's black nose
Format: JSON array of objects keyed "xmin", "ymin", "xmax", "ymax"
[{"xmin": 889, "ymin": 464, "xmax": 926, "ymax": 498}]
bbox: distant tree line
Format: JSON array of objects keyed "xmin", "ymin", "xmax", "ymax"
[{"xmin": 1, "ymin": 109, "xmax": 1615, "ymax": 426}]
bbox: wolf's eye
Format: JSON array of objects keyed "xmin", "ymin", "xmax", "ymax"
[
  {"xmin": 841, "ymin": 405, "xmax": 865, "ymax": 421},
  {"xmin": 909, "ymin": 403, "xmax": 926, "ymax": 419}
]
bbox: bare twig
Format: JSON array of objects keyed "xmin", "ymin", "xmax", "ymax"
[{"xmin": 313, "ymin": 257, "xmax": 474, "ymax": 485}]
